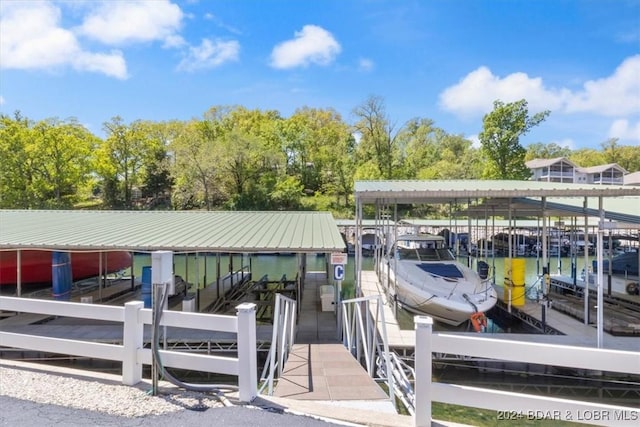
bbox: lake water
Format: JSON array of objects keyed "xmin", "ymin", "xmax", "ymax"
[
  {"xmin": 129, "ymin": 252, "xmax": 592, "ymax": 332},
  {"xmin": 131, "ymin": 252, "xmax": 591, "ymax": 291}
]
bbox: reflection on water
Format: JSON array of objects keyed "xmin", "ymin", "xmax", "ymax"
[{"xmin": 130, "ymin": 253, "xmax": 372, "ymax": 296}]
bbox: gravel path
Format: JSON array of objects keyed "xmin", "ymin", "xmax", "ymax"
[
  {"xmin": 0, "ymin": 362, "xmax": 226, "ymax": 418},
  {"xmin": 0, "ymin": 360, "xmax": 353, "ymax": 426}
]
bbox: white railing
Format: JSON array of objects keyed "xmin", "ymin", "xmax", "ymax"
[
  {"xmin": 0, "ymin": 296, "xmax": 258, "ymax": 402},
  {"xmin": 341, "ymin": 295, "xmax": 396, "ymax": 410},
  {"xmin": 413, "ymin": 316, "xmax": 640, "ymax": 427},
  {"xmin": 259, "ymin": 293, "xmax": 297, "ymax": 395}
]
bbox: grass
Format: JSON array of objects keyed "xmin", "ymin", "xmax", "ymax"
[
  {"xmin": 383, "ymin": 385, "xmax": 586, "ymax": 427},
  {"xmin": 430, "ymin": 402, "xmax": 587, "ymax": 426}
]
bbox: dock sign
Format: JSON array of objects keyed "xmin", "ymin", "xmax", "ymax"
[
  {"xmin": 330, "ymin": 252, "xmax": 348, "ymax": 265},
  {"xmin": 334, "ymin": 264, "xmax": 345, "ymax": 281}
]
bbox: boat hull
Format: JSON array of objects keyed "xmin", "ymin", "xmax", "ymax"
[
  {"xmin": 378, "ymin": 248, "xmax": 497, "ymax": 326},
  {"xmin": 390, "ymin": 278, "xmax": 497, "ymax": 325},
  {"xmin": 0, "ymin": 250, "xmax": 132, "ymax": 285}
]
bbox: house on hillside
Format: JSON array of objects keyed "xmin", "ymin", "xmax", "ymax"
[
  {"xmin": 578, "ymin": 163, "xmax": 627, "ymax": 185},
  {"xmin": 526, "ymin": 157, "xmax": 630, "ymax": 185},
  {"xmin": 526, "ymin": 157, "xmax": 579, "ymax": 183}
]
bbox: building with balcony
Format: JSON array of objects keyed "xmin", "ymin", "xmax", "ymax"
[
  {"xmin": 525, "ymin": 157, "xmax": 579, "ymax": 183},
  {"xmin": 578, "ymin": 163, "xmax": 627, "ymax": 185},
  {"xmin": 526, "ymin": 157, "xmax": 632, "ymax": 185}
]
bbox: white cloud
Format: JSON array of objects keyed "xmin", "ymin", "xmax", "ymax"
[
  {"xmin": 73, "ymin": 50, "xmax": 127, "ymax": 79},
  {"xmin": 202, "ymin": 12, "xmax": 242, "ymax": 35},
  {"xmin": 77, "ymin": 0, "xmax": 184, "ymax": 46},
  {"xmin": 0, "ymin": 95, "xmax": 4, "ymax": 105},
  {"xmin": 439, "ymin": 66, "xmax": 567, "ymax": 116},
  {"xmin": 163, "ymin": 34, "xmax": 187, "ymax": 49},
  {"xmin": 1, "ymin": 2, "xmax": 79, "ymax": 69},
  {"xmin": 0, "ymin": 2, "xmax": 127, "ymax": 79},
  {"xmin": 177, "ymin": 38, "xmax": 240, "ymax": 72},
  {"xmin": 270, "ymin": 25, "xmax": 341, "ymax": 69},
  {"xmin": 0, "ymin": 1, "xmax": 127, "ymax": 78},
  {"xmin": 608, "ymin": 119, "xmax": 640, "ymax": 144},
  {"xmin": 565, "ymin": 55, "xmax": 640, "ymax": 116},
  {"xmin": 358, "ymin": 58, "xmax": 374, "ymax": 72},
  {"xmin": 439, "ymin": 55, "xmax": 640, "ymax": 119}
]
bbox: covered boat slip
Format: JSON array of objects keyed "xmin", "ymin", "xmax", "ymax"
[
  {"xmin": 0, "ymin": 210, "xmax": 347, "ymax": 315},
  {"xmin": 353, "ymin": 180, "xmax": 640, "ymax": 347},
  {"xmin": 0, "ymin": 210, "xmax": 396, "ymax": 410}
]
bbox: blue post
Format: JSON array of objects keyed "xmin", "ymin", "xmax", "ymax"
[
  {"xmin": 52, "ymin": 252, "xmax": 72, "ymax": 300},
  {"xmin": 141, "ymin": 266, "xmax": 152, "ymax": 308}
]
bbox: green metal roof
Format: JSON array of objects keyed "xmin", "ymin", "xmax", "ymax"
[
  {"xmin": 354, "ymin": 180, "xmax": 640, "ymax": 227},
  {"xmin": 397, "ymin": 218, "xmax": 602, "ymax": 228},
  {"xmin": 0, "ymin": 210, "xmax": 346, "ymax": 253},
  {"xmin": 334, "ymin": 219, "xmax": 396, "ymax": 227},
  {"xmin": 354, "ymin": 180, "xmax": 640, "ymax": 203}
]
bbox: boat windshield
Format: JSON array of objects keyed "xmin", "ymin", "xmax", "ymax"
[{"xmin": 396, "ymin": 247, "xmax": 456, "ymax": 261}]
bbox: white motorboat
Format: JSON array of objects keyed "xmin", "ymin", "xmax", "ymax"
[{"xmin": 378, "ymin": 234, "xmax": 497, "ymax": 326}]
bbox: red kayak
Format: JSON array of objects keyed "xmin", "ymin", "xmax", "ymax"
[{"xmin": 0, "ymin": 250, "xmax": 132, "ymax": 285}]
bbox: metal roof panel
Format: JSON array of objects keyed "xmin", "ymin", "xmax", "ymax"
[{"xmin": 0, "ymin": 210, "xmax": 346, "ymax": 253}]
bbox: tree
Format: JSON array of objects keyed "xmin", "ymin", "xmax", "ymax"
[
  {"xmin": 525, "ymin": 142, "xmax": 572, "ymax": 161},
  {"xmin": 216, "ymin": 107, "xmax": 287, "ymax": 209},
  {"xmin": 423, "ymin": 134, "xmax": 483, "ymax": 179},
  {"xmin": 352, "ymin": 95, "xmax": 403, "ymax": 179},
  {"xmin": 31, "ymin": 118, "xmax": 96, "ymax": 208},
  {"xmin": 282, "ymin": 107, "xmax": 355, "ymax": 206},
  {"xmin": 170, "ymin": 118, "xmax": 223, "ymax": 210},
  {"xmin": 0, "ymin": 112, "xmax": 34, "ymax": 208},
  {"xmin": 96, "ymin": 117, "xmax": 154, "ymax": 209},
  {"xmin": 0, "ymin": 112, "xmax": 95, "ymax": 208},
  {"xmin": 479, "ymin": 99, "xmax": 550, "ymax": 179},
  {"xmin": 397, "ymin": 118, "xmax": 439, "ymax": 178},
  {"xmin": 569, "ymin": 149, "xmax": 605, "ymax": 168},
  {"xmin": 616, "ymin": 145, "xmax": 640, "ymax": 172},
  {"xmin": 138, "ymin": 121, "xmax": 179, "ymax": 209}
]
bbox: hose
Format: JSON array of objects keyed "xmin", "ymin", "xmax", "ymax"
[{"xmin": 151, "ymin": 282, "xmax": 239, "ymax": 396}]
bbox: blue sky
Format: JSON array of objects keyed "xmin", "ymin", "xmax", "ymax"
[{"xmin": 1, "ymin": 0, "xmax": 639, "ymax": 150}]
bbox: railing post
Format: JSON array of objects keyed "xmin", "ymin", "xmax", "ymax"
[
  {"xmin": 236, "ymin": 303, "xmax": 257, "ymax": 403},
  {"xmin": 414, "ymin": 315, "xmax": 433, "ymax": 427},
  {"xmin": 122, "ymin": 301, "xmax": 144, "ymax": 385}
]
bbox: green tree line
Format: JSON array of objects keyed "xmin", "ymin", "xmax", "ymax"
[{"xmin": 1, "ymin": 97, "xmax": 638, "ymax": 215}]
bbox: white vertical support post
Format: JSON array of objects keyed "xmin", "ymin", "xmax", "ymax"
[
  {"xmin": 596, "ymin": 197, "xmax": 605, "ymax": 348},
  {"xmin": 236, "ymin": 302, "xmax": 257, "ymax": 403},
  {"xmin": 122, "ymin": 301, "xmax": 144, "ymax": 385},
  {"xmin": 583, "ymin": 197, "xmax": 590, "ymax": 325},
  {"xmin": 414, "ymin": 315, "xmax": 433, "ymax": 427}
]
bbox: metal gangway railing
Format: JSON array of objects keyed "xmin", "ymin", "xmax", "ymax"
[
  {"xmin": 259, "ymin": 293, "xmax": 297, "ymax": 395},
  {"xmin": 340, "ymin": 294, "xmax": 404, "ymax": 412},
  {"xmin": 339, "ymin": 294, "xmax": 639, "ymax": 426}
]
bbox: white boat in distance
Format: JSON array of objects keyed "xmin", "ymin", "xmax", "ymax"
[{"xmin": 379, "ymin": 234, "xmax": 498, "ymax": 326}]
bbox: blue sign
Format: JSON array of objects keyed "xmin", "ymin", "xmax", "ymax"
[{"xmin": 334, "ymin": 264, "xmax": 345, "ymax": 281}]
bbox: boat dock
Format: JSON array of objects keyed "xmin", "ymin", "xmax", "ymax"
[
  {"xmin": 547, "ymin": 275, "xmax": 640, "ymax": 336},
  {"xmin": 272, "ymin": 271, "xmax": 395, "ymax": 412},
  {"xmin": 359, "ymin": 270, "xmax": 639, "ymax": 353}
]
